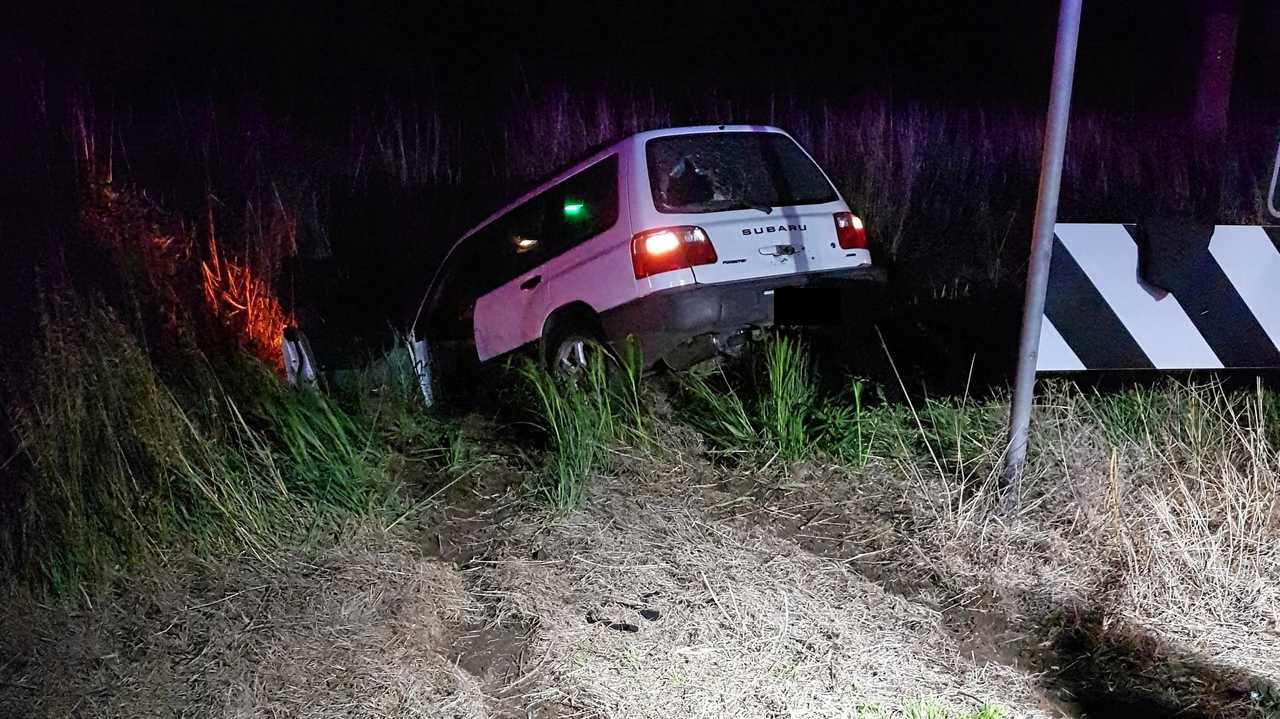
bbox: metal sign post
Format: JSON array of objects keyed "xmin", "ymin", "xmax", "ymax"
[{"xmin": 1003, "ymin": 0, "xmax": 1084, "ymax": 509}]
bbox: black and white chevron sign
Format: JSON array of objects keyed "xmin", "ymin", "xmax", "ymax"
[{"xmin": 1037, "ymin": 223, "xmax": 1280, "ymax": 371}]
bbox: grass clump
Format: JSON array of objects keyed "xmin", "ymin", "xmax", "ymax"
[
  {"xmin": 681, "ymin": 363, "xmax": 760, "ymax": 454},
  {"xmin": 6, "ymin": 295, "xmax": 293, "ymax": 592},
  {"xmin": 257, "ymin": 387, "xmax": 379, "ymax": 515},
  {"xmin": 519, "ymin": 349, "xmax": 614, "ymax": 511},
  {"xmin": 3, "ymin": 292, "xmax": 440, "ymax": 595},
  {"xmin": 518, "ymin": 339, "xmax": 658, "ymax": 511},
  {"xmin": 682, "ymin": 333, "xmax": 920, "ymax": 467},
  {"xmin": 758, "ymin": 333, "xmax": 818, "ymax": 461},
  {"xmin": 680, "ymin": 333, "xmax": 818, "ymax": 461},
  {"xmin": 611, "ymin": 336, "xmax": 650, "ymax": 445}
]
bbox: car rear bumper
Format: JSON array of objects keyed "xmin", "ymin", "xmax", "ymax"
[{"xmin": 599, "ymin": 265, "xmax": 886, "ymax": 366}]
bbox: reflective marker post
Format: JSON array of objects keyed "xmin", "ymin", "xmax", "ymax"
[{"xmin": 1004, "ymin": 0, "xmax": 1084, "ymax": 510}]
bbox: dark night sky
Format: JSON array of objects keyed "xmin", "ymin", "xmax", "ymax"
[
  {"xmin": 9, "ymin": 1, "xmax": 1280, "ymax": 123},
  {"xmin": 1, "ymin": 0, "xmax": 1276, "ymax": 383}
]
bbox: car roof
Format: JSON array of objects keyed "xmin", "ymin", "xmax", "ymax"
[{"xmin": 456, "ymin": 124, "xmax": 790, "ymax": 242}]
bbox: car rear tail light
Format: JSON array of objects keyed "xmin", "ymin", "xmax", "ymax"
[
  {"xmin": 834, "ymin": 212, "xmax": 867, "ymax": 250},
  {"xmin": 631, "ymin": 226, "xmax": 718, "ymax": 279}
]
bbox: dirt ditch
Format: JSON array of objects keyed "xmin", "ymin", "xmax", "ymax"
[{"xmin": 4, "ymin": 428, "xmax": 1277, "ymax": 717}]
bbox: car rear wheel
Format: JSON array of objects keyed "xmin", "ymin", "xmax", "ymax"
[
  {"xmin": 542, "ymin": 317, "xmax": 608, "ymax": 376},
  {"xmin": 548, "ymin": 330, "xmax": 597, "ymax": 375}
]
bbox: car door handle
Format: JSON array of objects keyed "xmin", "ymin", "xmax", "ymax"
[{"xmin": 520, "ymin": 275, "xmax": 542, "ymax": 290}]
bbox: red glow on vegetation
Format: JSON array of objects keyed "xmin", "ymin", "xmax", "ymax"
[
  {"xmin": 78, "ymin": 173, "xmax": 294, "ymax": 370},
  {"xmin": 201, "ymin": 235, "xmax": 291, "ymax": 367}
]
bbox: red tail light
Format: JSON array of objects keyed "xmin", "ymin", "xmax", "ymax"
[
  {"xmin": 834, "ymin": 212, "xmax": 867, "ymax": 250},
  {"xmin": 631, "ymin": 226, "xmax": 718, "ymax": 279}
]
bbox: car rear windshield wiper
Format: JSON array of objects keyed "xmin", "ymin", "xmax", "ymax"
[{"xmin": 738, "ymin": 201, "xmax": 774, "ymax": 214}]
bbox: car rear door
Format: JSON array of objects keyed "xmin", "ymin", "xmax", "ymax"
[
  {"xmin": 681, "ymin": 201, "xmax": 858, "ymax": 285},
  {"xmin": 472, "ymin": 198, "xmax": 552, "ymax": 361},
  {"xmin": 643, "ymin": 131, "xmax": 870, "ymax": 285}
]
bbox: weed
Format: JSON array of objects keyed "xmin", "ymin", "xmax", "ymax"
[
  {"xmin": 680, "ymin": 364, "xmax": 759, "ymax": 454},
  {"xmin": 7, "ymin": 295, "xmax": 289, "ymax": 592},
  {"xmin": 1087, "ymin": 386, "xmax": 1172, "ymax": 446},
  {"xmin": 757, "ymin": 333, "xmax": 817, "ymax": 462},
  {"xmin": 519, "ymin": 351, "xmax": 614, "ymax": 511}
]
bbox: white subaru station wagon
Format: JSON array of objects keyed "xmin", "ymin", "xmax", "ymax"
[{"xmin": 415, "ymin": 125, "xmax": 881, "ymax": 376}]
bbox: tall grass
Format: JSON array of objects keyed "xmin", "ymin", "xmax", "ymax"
[
  {"xmin": 758, "ymin": 334, "xmax": 817, "ymax": 462},
  {"xmin": 10, "ymin": 73, "xmax": 1279, "ymax": 594},
  {"xmin": 257, "ymin": 387, "xmax": 377, "ymax": 514},
  {"xmin": 519, "ymin": 351, "xmax": 614, "ymax": 511},
  {"xmin": 6, "ymin": 295, "xmax": 288, "ymax": 591},
  {"xmin": 517, "ymin": 341, "xmax": 662, "ymax": 511},
  {"xmin": 681, "ymin": 334, "xmax": 919, "ymax": 466},
  {"xmin": 868, "ymin": 378, "xmax": 1280, "ymax": 695},
  {"xmin": 45, "ymin": 86, "xmax": 1280, "ymax": 309},
  {"xmin": 612, "ymin": 336, "xmax": 649, "ymax": 445},
  {"xmin": 2, "ymin": 290, "xmax": 438, "ymax": 594}
]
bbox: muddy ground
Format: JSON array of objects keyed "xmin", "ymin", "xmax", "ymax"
[{"xmin": 2, "ymin": 417, "xmax": 1277, "ymax": 718}]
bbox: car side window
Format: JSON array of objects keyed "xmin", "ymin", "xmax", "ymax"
[
  {"xmin": 429, "ymin": 154, "xmax": 620, "ymax": 339},
  {"xmin": 494, "ymin": 196, "xmax": 549, "ymax": 277},
  {"xmin": 427, "ymin": 241, "xmax": 484, "ymax": 339},
  {"xmin": 549, "ymin": 155, "xmax": 619, "ymax": 252}
]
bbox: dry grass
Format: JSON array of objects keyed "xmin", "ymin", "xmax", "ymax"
[
  {"xmin": 5, "ymin": 379, "xmax": 1277, "ymax": 717},
  {"xmin": 1058, "ymin": 384, "xmax": 1280, "ymax": 678},
  {"xmin": 469, "ymin": 456, "xmax": 1048, "ymax": 718},
  {"xmin": 0, "ymin": 453, "xmax": 1050, "ymax": 719},
  {"xmin": 0, "ymin": 528, "xmax": 485, "ymax": 719},
  {"xmin": 843, "ymin": 381, "xmax": 1280, "ymax": 709}
]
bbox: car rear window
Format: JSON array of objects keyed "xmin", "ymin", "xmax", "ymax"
[{"xmin": 646, "ymin": 132, "xmax": 837, "ymax": 214}]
